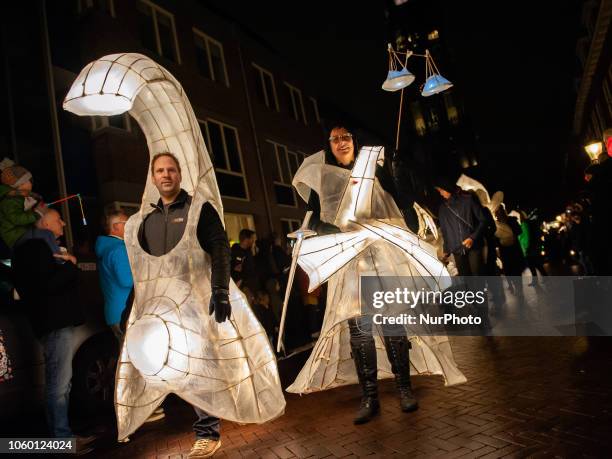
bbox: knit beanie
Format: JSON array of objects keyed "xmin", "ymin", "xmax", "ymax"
[{"xmin": 0, "ymin": 158, "xmax": 32, "ymax": 189}]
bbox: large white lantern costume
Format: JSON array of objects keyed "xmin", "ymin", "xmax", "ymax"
[
  {"xmin": 63, "ymin": 53, "xmax": 285, "ymax": 440},
  {"xmin": 286, "ymin": 147, "xmax": 467, "ymax": 394}
]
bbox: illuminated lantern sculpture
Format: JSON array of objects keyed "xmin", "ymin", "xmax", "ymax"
[
  {"xmin": 285, "ymin": 146, "xmax": 467, "ymax": 394},
  {"xmin": 64, "ymin": 54, "xmax": 285, "ymax": 440}
]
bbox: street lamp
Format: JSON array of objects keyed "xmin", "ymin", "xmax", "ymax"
[
  {"xmin": 382, "ymin": 44, "xmax": 453, "ymax": 150},
  {"xmin": 584, "ymin": 141, "xmax": 603, "ymax": 162}
]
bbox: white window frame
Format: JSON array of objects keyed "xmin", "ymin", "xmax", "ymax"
[
  {"xmin": 284, "ymin": 82, "xmax": 307, "ymax": 124},
  {"xmin": 267, "ymin": 140, "xmax": 297, "ymax": 208},
  {"xmin": 224, "ymin": 213, "xmax": 256, "ymax": 244},
  {"xmin": 200, "ymin": 118, "xmax": 249, "ymax": 201},
  {"xmin": 91, "ymin": 114, "xmax": 132, "ymax": 132},
  {"xmin": 192, "ymin": 28, "xmax": 229, "ymax": 87},
  {"xmin": 105, "ymin": 201, "xmax": 140, "ymax": 215},
  {"xmin": 309, "ymin": 97, "xmax": 321, "ymax": 123},
  {"xmin": 139, "ymin": 0, "xmax": 181, "ymax": 64},
  {"xmin": 280, "ymin": 218, "xmax": 301, "ymax": 234},
  {"xmin": 252, "ymin": 63, "xmax": 279, "ymax": 111},
  {"xmin": 77, "ymin": 0, "xmax": 116, "ymax": 17}
]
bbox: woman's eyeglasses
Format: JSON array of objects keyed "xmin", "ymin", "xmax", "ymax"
[{"xmin": 328, "ymin": 133, "xmax": 353, "ymax": 144}]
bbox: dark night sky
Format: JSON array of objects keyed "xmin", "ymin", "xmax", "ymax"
[{"xmin": 204, "ymin": 0, "xmax": 583, "ymax": 215}]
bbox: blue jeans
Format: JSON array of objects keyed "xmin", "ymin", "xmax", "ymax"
[
  {"xmin": 193, "ymin": 407, "xmax": 220, "ymax": 440},
  {"xmin": 40, "ymin": 327, "xmax": 74, "ymax": 437}
]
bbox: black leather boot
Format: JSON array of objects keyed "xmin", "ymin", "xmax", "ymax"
[
  {"xmin": 350, "ymin": 340, "xmax": 380, "ymax": 424},
  {"xmin": 384, "ymin": 336, "xmax": 418, "ymax": 412}
]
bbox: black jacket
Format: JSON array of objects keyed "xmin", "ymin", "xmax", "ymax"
[
  {"xmin": 138, "ymin": 189, "xmax": 230, "ymax": 292},
  {"xmin": 438, "ymin": 192, "xmax": 488, "ymax": 255},
  {"xmin": 307, "ymin": 153, "xmax": 419, "ymax": 233},
  {"xmin": 12, "ymin": 238, "xmax": 84, "ymax": 338},
  {"xmin": 230, "ymin": 243, "xmax": 259, "ymax": 292}
]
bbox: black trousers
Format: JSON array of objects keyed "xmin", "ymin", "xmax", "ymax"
[{"xmin": 453, "ymin": 248, "xmax": 485, "ymax": 276}]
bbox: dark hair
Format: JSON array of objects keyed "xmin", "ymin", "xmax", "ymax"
[
  {"xmin": 239, "ymin": 228, "xmax": 255, "ymax": 241},
  {"xmin": 151, "ymin": 152, "xmax": 181, "ymax": 175}
]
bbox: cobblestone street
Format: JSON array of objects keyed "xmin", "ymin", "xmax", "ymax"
[{"xmin": 90, "ymin": 336, "xmax": 612, "ymax": 458}]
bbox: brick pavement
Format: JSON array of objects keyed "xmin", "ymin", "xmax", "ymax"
[{"xmin": 89, "ymin": 336, "xmax": 612, "ymax": 458}]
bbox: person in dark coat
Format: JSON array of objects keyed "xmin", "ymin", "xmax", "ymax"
[
  {"xmin": 435, "ymin": 178, "xmax": 488, "ymax": 276},
  {"xmin": 252, "ymin": 291, "xmax": 277, "ymax": 344},
  {"xmin": 11, "ymin": 208, "xmax": 92, "ymax": 451},
  {"xmin": 230, "ymin": 229, "xmax": 259, "ymax": 293}
]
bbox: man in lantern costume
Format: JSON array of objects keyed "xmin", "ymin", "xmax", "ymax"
[
  {"xmin": 63, "ymin": 54, "xmax": 285, "ymax": 457},
  {"xmin": 286, "ymin": 123, "xmax": 466, "ymax": 424}
]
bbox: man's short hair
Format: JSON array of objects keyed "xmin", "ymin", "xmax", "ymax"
[
  {"xmin": 239, "ymin": 229, "xmax": 255, "ymax": 241},
  {"xmin": 150, "ymin": 152, "xmax": 181, "ymax": 175},
  {"xmin": 104, "ymin": 209, "xmax": 127, "ymax": 234},
  {"xmin": 35, "ymin": 207, "xmax": 59, "ymax": 228}
]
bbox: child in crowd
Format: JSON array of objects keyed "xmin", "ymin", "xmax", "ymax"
[{"xmin": 0, "ymin": 158, "xmax": 61, "ymax": 257}]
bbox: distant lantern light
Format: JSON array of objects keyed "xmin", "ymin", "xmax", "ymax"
[
  {"xmin": 428, "ymin": 30, "xmax": 440, "ymax": 41},
  {"xmin": 584, "ymin": 141, "xmax": 603, "ymax": 162}
]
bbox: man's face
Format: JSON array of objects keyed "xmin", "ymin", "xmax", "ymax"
[
  {"xmin": 245, "ymin": 235, "xmax": 256, "ymax": 250},
  {"xmin": 151, "ymin": 155, "xmax": 181, "ymax": 197},
  {"xmin": 42, "ymin": 210, "xmax": 65, "ymax": 238},
  {"xmin": 329, "ymin": 127, "xmax": 355, "ymax": 166},
  {"xmin": 436, "ymin": 187, "xmax": 451, "ymax": 200}
]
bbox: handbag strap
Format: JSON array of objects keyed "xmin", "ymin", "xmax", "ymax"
[{"xmin": 445, "ymin": 202, "xmax": 474, "ymax": 231}]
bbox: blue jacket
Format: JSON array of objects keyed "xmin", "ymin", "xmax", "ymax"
[{"xmin": 95, "ymin": 235, "xmax": 133, "ymax": 325}]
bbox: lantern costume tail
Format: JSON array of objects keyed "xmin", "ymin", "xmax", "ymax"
[{"xmin": 64, "ymin": 54, "xmax": 285, "ymax": 440}]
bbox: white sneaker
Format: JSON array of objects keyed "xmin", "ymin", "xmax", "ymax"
[{"xmin": 188, "ymin": 438, "xmax": 221, "ymax": 458}]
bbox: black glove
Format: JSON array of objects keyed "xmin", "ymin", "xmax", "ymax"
[
  {"xmin": 209, "ymin": 288, "xmax": 231, "ymax": 323},
  {"xmin": 316, "ymin": 221, "xmax": 342, "ymax": 235}
]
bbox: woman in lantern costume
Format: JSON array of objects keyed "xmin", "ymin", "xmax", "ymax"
[
  {"xmin": 286, "ymin": 123, "xmax": 466, "ymax": 424},
  {"xmin": 63, "ymin": 54, "xmax": 285, "ymax": 456}
]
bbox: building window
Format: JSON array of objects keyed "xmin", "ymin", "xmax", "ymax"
[
  {"xmin": 91, "ymin": 114, "xmax": 131, "ymax": 132},
  {"xmin": 284, "ymin": 83, "xmax": 307, "ymax": 124},
  {"xmin": 267, "ymin": 141, "xmax": 297, "ymax": 207},
  {"xmin": 137, "ymin": 0, "xmax": 181, "ymax": 64},
  {"xmin": 308, "ymin": 97, "xmax": 321, "ymax": 124},
  {"xmin": 77, "ymin": 0, "xmax": 115, "ymax": 16},
  {"xmin": 594, "ymin": 101, "xmax": 607, "ymax": 138},
  {"xmin": 224, "ymin": 213, "xmax": 255, "ymax": 245},
  {"xmin": 591, "ymin": 111, "xmax": 602, "ymax": 140},
  {"xmin": 252, "ymin": 64, "xmax": 279, "ymax": 111},
  {"xmin": 281, "ymin": 218, "xmax": 301, "ymax": 237},
  {"xmin": 410, "ymin": 102, "xmax": 426, "ymax": 136},
  {"xmin": 105, "ymin": 201, "xmax": 140, "ymax": 217},
  {"xmin": 427, "ymin": 107, "xmax": 440, "ymax": 131},
  {"xmin": 444, "ymin": 93, "xmax": 459, "ymax": 125},
  {"xmin": 200, "ymin": 119, "xmax": 248, "ymax": 200},
  {"xmin": 193, "ymin": 28, "xmax": 229, "ymax": 86},
  {"xmin": 603, "ymin": 77, "xmax": 612, "ymax": 120}
]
